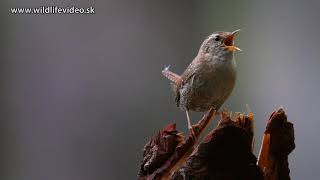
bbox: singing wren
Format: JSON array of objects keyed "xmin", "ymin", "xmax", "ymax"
[{"xmin": 162, "ymin": 30, "xmax": 241, "ymax": 139}]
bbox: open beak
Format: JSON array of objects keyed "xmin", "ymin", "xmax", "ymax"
[{"xmin": 224, "ymin": 29, "xmax": 241, "ymax": 52}]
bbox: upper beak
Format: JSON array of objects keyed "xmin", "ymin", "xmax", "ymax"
[{"xmin": 224, "ymin": 29, "xmax": 241, "ymax": 52}]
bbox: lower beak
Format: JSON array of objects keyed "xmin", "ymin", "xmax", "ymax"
[{"xmin": 224, "ymin": 29, "xmax": 241, "ymax": 52}]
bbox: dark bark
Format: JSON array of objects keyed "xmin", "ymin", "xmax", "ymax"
[
  {"xmin": 172, "ymin": 112, "xmax": 263, "ymax": 180},
  {"xmin": 138, "ymin": 108, "xmax": 295, "ymax": 180},
  {"xmin": 139, "ymin": 109, "xmax": 216, "ymax": 180},
  {"xmin": 257, "ymin": 108, "xmax": 295, "ymax": 180}
]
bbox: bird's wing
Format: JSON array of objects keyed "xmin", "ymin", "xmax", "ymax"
[
  {"xmin": 174, "ymin": 61, "xmax": 199, "ymax": 107},
  {"xmin": 179, "ymin": 61, "xmax": 200, "ymax": 87}
]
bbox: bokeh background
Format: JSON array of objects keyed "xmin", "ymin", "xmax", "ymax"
[{"xmin": 2, "ymin": 0, "xmax": 320, "ymax": 179}]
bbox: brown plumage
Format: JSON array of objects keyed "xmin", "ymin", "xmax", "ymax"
[{"xmin": 162, "ymin": 30, "xmax": 241, "ymax": 139}]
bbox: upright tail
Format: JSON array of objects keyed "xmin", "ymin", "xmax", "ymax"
[{"xmin": 162, "ymin": 65, "xmax": 181, "ymax": 85}]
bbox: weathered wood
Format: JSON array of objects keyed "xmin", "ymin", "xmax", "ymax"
[
  {"xmin": 139, "ymin": 108, "xmax": 295, "ymax": 180},
  {"xmin": 172, "ymin": 111, "xmax": 263, "ymax": 180},
  {"xmin": 139, "ymin": 109, "xmax": 216, "ymax": 180},
  {"xmin": 257, "ymin": 108, "xmax": 295, "ymax": 180}
]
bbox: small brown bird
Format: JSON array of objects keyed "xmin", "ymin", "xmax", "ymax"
[{"xmin": 162, "ymin": 30, "xmax": 241, "ymax": 139}]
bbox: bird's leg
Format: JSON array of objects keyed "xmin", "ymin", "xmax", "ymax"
[{"xmin": 186, "ymin": 110, "xmax": 196, "ymax": 140}]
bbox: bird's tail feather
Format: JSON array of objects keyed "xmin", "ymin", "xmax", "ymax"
[{"xmin": 162, "ymin": 65, "xmax": 181, "ymax": 85}]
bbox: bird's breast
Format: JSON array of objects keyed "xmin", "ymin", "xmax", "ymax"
[{"xmin": 180, "ymin": 58, "xmax": 237, "ymax": 111}]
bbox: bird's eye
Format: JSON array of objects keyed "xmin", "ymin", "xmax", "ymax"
[{"xmin": 214, "ymin": 36, "xmax": 220, "ymax": 41}]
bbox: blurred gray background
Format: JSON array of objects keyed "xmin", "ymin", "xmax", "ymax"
[{"xmin": 2, "ymin": 0, "xmax": 320, "ymax": 179}]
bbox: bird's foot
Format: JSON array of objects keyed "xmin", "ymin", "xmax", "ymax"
[
  {"xmin": 188, "ymin": 126, "xmax": 197, "ymax": 141},
  {"xmin": 186, "ymin": 110, "xmax": 197, "ymax": 141}
]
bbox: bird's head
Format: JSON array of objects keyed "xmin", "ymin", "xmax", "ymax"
[{"xmin": 200, "ymin": 29, "xmax": 241, "ymax": 56}]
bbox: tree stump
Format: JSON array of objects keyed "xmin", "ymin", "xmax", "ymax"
[{"xmin": 138, "ymin": 108, "xmax": 295, "ymax": 180}]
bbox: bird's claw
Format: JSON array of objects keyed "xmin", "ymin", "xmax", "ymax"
[{"xmin": 189, "ymin": 127, "xmax": 197, "ymax": 141}]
